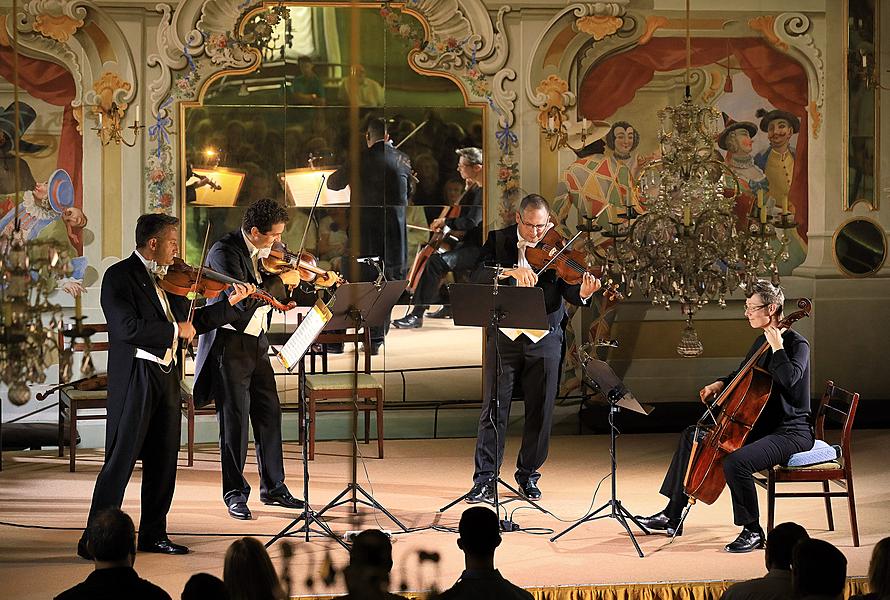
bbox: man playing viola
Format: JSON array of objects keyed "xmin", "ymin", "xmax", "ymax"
[
  {"xmin": 635, "ymin": 280, "xmax": 813, "ymax": 553},
  {"xmin": 465, "ymin": 194, "xmax": 601, "ymax": 503},
  {"xmin": 79, "ymin": 214, "xmax": 255, "ymax": 559},
  {"xmin": 394, "ymin": 146, "xmax": 484, "ymax": 328},
  {"xmin": 193, "ymin": 198, "xmax": 305, "ymax": 521}
]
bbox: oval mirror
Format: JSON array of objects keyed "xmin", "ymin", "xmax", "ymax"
[{"xmin": 833, "ymin": 217, "xmax": 887, "ymax": 277}]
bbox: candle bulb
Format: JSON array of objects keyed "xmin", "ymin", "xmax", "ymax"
[
  {"xmin": 781, "ymin": 194, "xmax": 789, "ymax": 213},
  {"xmin": 760, "ymin": 204, "xmax": 768, "ymax": 224},
  {"xmin": 134, "ymin": 104, "xmax": 140, "ymax": 125},
  {"xmin": 548, "ymin": 116, "xmax": 555, "ymax": 131},
  {"xmin": 757, "ymin": 189, "xmax": 764, "ymax": 209},
  {"xmin": 582, "ymin": 117, "xmax": 589, "ymax": 131},
  {"xmin": 74, "ymin": 293, "xmax": 82, "ymax": 320},
  {"xmin": 98, "ymin": 112, "xmax": 103, "ymax": 128}
]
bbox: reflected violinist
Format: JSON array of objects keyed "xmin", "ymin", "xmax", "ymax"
[
  {"xmin": 193, "ymin": 198, "xmax": 306, "ymax": 520},
  {"xmin": 462, "ymin": 194, "xmax": 602, "ymax": 505}
]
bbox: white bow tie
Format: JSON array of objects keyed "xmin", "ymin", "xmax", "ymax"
[
  {"xmin": 147, "ymin": 260, "xmax": 168, "ymax": 278},
  {"xmin": 517, "ymin": 238, "xmax": 535, "ymax": 250}
]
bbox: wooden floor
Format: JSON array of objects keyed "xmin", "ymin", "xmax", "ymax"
[{"xmin": 0, "ymin": 431, "xmax": 885, "ymax": 599}]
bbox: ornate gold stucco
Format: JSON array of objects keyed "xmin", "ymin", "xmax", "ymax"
[
  {"xmin": 535, "ymin": 75, "xmax": 570, "ymax": 129},
  {"xmin": 576, "ymin": 15, "xmax": 622, "ymax": 41},
  {"xmin": 33, "ymin": 13, "xmax": 84, "ymax": 43},
  {"xmin": 639, "ymin": 16, "xmax": 669, "ymax": 45},
  {"xmin": 748, "ymin": 15, "xmax": 788, "ymax": 51},
  {"xmin": 92, "ymin": 70, "xmax": 132, "ymax": 115}
]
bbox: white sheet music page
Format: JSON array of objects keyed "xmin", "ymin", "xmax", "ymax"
[{"xmin": 277, "ymin": 299, "xmax": 332, "ymax": 371}]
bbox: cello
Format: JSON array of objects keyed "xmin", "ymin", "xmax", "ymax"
[
  {"xmin": 683, "ymin": 298, "xmax": 813, "ymax": 506},
  {"xmin": 405, "ymin": 202, "xmax": 463, "ymax": 295}
]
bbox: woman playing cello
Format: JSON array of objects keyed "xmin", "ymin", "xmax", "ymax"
[{"xmin": 635, "ymin": 280, "xmax": 814, "ymax": 553}]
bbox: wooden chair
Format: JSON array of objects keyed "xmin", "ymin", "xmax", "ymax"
[
  {"xmin": 759, "ymin": 380, "xmax": 861, "ymax": 546},
  {"xmin": 300, "ymin": 326, "xmax": 384, "ymax": 460},
  {"xmin": 57, "ymin": 324, "xmax": 109, "ymax": 472}
]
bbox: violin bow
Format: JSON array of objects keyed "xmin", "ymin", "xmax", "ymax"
[
  {"xmin": 187, "ymin": 222, "xmax": 213, "ymax": 323},
  {"xmin": 532, "ymin": 228, "xmax": 584, "ymax": 276},
  {"xmin": 293, "ymin": 174, "xmax": 326, "ymax": 271},
  {"xmin": 394, "ymin": 119, "xmax": 428, "ymax": 149}
]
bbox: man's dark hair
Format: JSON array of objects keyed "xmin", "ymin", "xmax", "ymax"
[
  {"xmin": 135, "ymin": 213, "xmax": 179, "ymax": 248},
  {"xmin": 458, "ymin": 506, "xmax": 501, "ymax": 556},
  {"xmin": 765, "ymin": 522, "xmax": 809, "ymax": 570},
  {"xmin": 792, "ymin": 538, "xmax": 847, "ymax": 598},
  {"xmin": 367, "ymin": 117, "xmax": 388, "ymax": 141},
  {"xmin": 349, "ymin": 529, "xmax": 393, "ymax": 572},
  {"xmin": 182, "ymin": 572, "xmax": 229, "ymax": 600},
  {"xmin": 86, "ymin": 508, "xmax": 136, "ymax": 562},
  {"xmin": 518, "ymin": 193, "xmax": 550, "ymax": 214},
  {"xmin": 242, "ymin": 198, "xmax": 289, "ymax": 234}
]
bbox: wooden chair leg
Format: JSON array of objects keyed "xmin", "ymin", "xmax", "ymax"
[
  {"xmin": 58, "ymin": 400, "xmax": 65, "ymax": 457},
  {"xmin": 187, "ymin": 403, "xmax": 195, "ymax": 468},
  {"xmin": 308, "ymin": 396, "xmax": 316, "ymax": 461},
  {"xmin": 767, "ymin": 472, "xmax": 776, "ymax": 532},
  {"xmin": 364, "ymin": 405, "xmax": 370, "ymax": 444},
  {"xmin": 376, "ymin": 391, "xmax": 384, "ymax": 459},
  {"xmin": 846, "ymin": 473, "xmax": 860, "ymax": 547},
  {"xmin": 823, "ymin": 480, "xmax": 835, "ymax": 531},
  {"xmin": 69, "ymin": 402, "xmax": 77, "ymax": 472}
]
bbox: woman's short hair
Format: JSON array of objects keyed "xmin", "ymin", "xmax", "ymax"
[{"xmin": 747, "ymin": 279, "xmax": 785, "ymax": 315}]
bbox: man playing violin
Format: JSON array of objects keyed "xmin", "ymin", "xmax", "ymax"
[
  {"xmin": 394, "ymin": 147, "xmax": 484, "ymax": 329},
  {"xmin": 465, "ymin": 194, "xmax": 601, "ymax": 503},
  {"xmin": 78, "ymin": 214, "xmax": 256, "ymax": 559},
  {"xmin": 635, "ymin": 280, "xmax": 813, "ymax": 553},
  {"xmin": 193, "ymin": 198, "xmax": 306, "ymax": 521}
]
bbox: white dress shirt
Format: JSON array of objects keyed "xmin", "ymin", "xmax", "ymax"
[{"xmin": 133, "ymin": 250, "xmax": 178, "ymax": 367}]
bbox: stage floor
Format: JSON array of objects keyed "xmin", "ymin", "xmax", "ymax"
[{"xmin": 0, "ymin": 431, "xmax": 885, "ymax": 599}]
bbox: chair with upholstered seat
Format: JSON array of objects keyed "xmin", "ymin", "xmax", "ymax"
[
  {"xmin": 299, "ymin": 326, "xmax": 384, "ymax": 460},
  {"xmin": 757, "ymin": 380, "xmax": 861, "ymax": 546}
]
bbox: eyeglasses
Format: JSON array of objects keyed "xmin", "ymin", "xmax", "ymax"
[
  {"xmin": 743, "ymin": 303, "xmax": 769, "ymax": 314},
  {"xmin": 518, "ymin": 216, "xmax": 550, "ymax": 231}
]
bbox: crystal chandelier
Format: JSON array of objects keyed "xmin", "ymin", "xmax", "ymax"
[
  {"xmin": 1, "ymin": 7, "xmax": 72, "ymax": 406},
  {"xmin": 595, "ymin": 0, "xmax": 790, "ymax": 356}
]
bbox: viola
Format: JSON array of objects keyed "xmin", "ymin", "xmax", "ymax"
[
  {"xmin": 683, "ymin": 298, "xmax": 813, "ymax": 505},
  {"xmin": 260, "ymin": 241, "xmax": 344, "ymax": 289},
  {"xmin": 160, "ymin": 257, "xmax": 297, "ymax": 312},
  {"xmin": 524, "ymin": 227, "xmax": 623, "ymax": 301}
]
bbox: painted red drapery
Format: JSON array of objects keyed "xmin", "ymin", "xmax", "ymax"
[
  {"xmin": 0, "ymin": 44, "xmax": 84, "ymax": 242},
  {"xmin": 579, "ymin": 37, "xmax": 808, "ymax": 240}
]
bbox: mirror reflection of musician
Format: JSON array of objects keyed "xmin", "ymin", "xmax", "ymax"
[
  {"xmin": 394, "ymin": 147, "xmax": 484, "ymax": 328},
  {"xmin": 463, "ymin": 194, "xmax": 601, "ymax": 504},
  {"xmin": 327, "ymin": 117, "xmax": 413, "ymax": 354},
  {"xmin": 193, "ymin": 198, "xmax": 305, "ymax": 521},
  {"xmin": 635, "ymin": 281, "xmax": 813, "ymax": 553}
]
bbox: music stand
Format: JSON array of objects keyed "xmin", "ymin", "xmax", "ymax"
[
  {"xmin": 438, "ymin": 282, "xmax": 550, "ymax": 531},
  {"xmin": 313, "ymin": 281, "xmax": 409, "ymax": 532},
  {"xmin": 550, "ymin": 355, "xmax": 653, "ymax": 557}
]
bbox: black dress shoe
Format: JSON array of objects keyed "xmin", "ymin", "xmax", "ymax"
[
  {"xmin": 725, "ymin": 527, "xmax": 765, "ymax": 553},
  {"xmin": 137, "ymin": 538, "xmax": 189, "ymax": 555},
  {"xmin": 76, "ymin": 538, "xmax": 92, "ymax": 560},
  {"xmin": 260, "ymin": 489, "xmax": 305, "ymax": 509},
  {"xmin": 227, "ymin": 501, "xmax": 252, "ymax": 520},
  {"xmin": 634, "ymin": 511, "xmax": 683, "ymax": 536},
  {"xmin": 393, "ymin": 314, "xmax": 423, "ymax": 329},
  {"xmin": 519, "ymin": 480, "xmax": 542, "ymax": 500},
  {"xmin": 427, "ymin": 306, "xmax": 452, "ymax": 319},
  {"xmin": 465, "ymin": 481, "xmax": 494, "ymax": 504}
]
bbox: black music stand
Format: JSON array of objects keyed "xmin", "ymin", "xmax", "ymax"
[
  {"xmin": 313, "ymin": 281, "xmax": 409, "ymax": 532},
  {"xmin": 550, "ymin": 355, "xmax": 653, "ymax": 556},
  {"xmin": 438, "ymin": 281, "xmax": 550, "ymax": 531}
]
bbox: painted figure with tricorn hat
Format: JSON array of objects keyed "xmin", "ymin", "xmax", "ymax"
[
  {"xmin": 753, "ymin": 107, "xmax": 799, "ymax": 210},
  {"xmin": 0, "ymin": 102, "xmax": 46, "ymax": 195}
]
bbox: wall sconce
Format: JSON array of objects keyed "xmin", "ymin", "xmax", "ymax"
[
  {"xmin": 91, "ymin": 102, "xmax": 144, "ymax": 147},
  {"xmin": 542, "ymin": 106, "xmax": 596, "ymax": 152}
]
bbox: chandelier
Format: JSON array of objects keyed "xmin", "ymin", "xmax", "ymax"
[
  {"xmin": 1, "ymin": 6, "xmax": 72, "ymax": 406},
  {"xmin": 595, "ymin": 0, "xmax": 791, "ymax": 356}
]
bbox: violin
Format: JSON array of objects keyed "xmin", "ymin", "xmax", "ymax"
[
  {"xmin": 159, "ymin": 257, "xmax": 297, "ymax": 312},
  {"xmin": 524, "ymin": 227, "xmax": 623, "ymax": 301},
  {"xmin": 260, "ymin": 241, "xmax": 344, "ymax": 289}
]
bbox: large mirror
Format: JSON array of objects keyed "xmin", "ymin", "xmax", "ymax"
[
  {"xmin": 180, "ymin": 4, "xmax": 485, "ymax": 407},
  {"xmin": 846, "ymin": 0, "xmax": 879, "ymax": 210}
]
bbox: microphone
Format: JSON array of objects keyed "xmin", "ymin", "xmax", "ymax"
[
  {"xmin": 355, "ymin": 256, "xmax": 381, "ymax": 265},
  {"xmin": 595, "ymin": 339, "xmax": 619, "ymax": 348}
]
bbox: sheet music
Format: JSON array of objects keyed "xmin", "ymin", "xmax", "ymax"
[{"xmin": 277, "ymin": 299, "xmax": 332, "ymax": 371}]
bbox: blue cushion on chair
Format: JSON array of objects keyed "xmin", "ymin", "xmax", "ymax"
[{"xmin": 784, "ymin": 439, "xmax": 841, "ymax": 467}]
